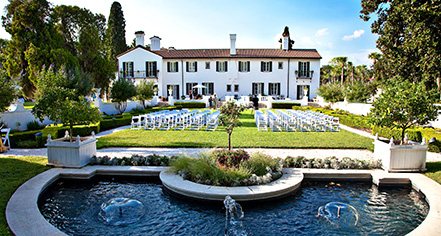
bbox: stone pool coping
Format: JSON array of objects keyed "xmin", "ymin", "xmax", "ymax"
[{"xmin": 6, "ymin": 166, "xmax": 441, "ymax": 236}]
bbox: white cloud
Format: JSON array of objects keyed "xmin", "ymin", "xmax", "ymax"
[
  {"xmin": 315, "ymin": 28, "xmax": 329, "ymax": 36},
  {"xmin": 342, "ymin": 30, "xmax": 365, "ymax": 41}
]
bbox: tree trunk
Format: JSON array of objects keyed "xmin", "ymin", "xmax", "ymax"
[
  {"xmin": 228, "ymin": 133, "xmax": 232, "ymax": 150},
  {"xmin": 341, "ymin": 64, "xmax": 344, "ymax": 85},
  {"xmin": 437, "ymin": 77, "xmax": 441, "ymax": 91}
]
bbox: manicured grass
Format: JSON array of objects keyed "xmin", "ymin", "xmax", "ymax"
[
  {"xmin": 425, "ymin": 162, "xmax": 441, "ymax": 185},
  {"xmin": 97, "ymin": 110, "xmax": 374, "ymax": 150},
  {"xmin": 0, "ymin": 156, "xmax": 50, "ymax": 235}
]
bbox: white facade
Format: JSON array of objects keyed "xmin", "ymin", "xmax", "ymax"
[{"xmin": 117, "ymin": 34, "xmax": 321, "ymax": 101}]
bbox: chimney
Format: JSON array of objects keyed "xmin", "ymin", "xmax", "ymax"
[
  {"xmin": 150, "ymin": 36, "xmax": 161, "ymax": 51},
  {"xmin": 230, "ymin": 34, "xmax": 236, "ymax": 55},
  {"xmin": 135, "ymin": 31, "xmax": 145, "ymax": 47},
  {"xmin": 282, "ymin": 36, "xmax": 289, "ymax": 51}
]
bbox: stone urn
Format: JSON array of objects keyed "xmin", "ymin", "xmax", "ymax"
[
  {"xmin": 373, "ymin": 134, "xmax": 428, "ymax": 173},
  {"xmin": 46, "ymin": 131, "xmax": 97, "ymax": 168}
]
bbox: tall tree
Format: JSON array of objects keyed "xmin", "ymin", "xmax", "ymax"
[
  {"xmin": 1, "ymin": 0, "xmax": 68, "ymax": 97},
  {"xmin": 53, "ymin": 5, "xmax": 113, "ymax": 90},
  {"xmin": 106, "ymin": 1, "xmax": 127, "ymax": 69},
  {"xmin": 320, "ymin": 65, "xmax": 333, "ymax": 84},
  {"xmin": 330, "ymin": 57, "xmax": 348, "ymax": 85},
  {"xmin": 361, "ymin": 0, "xmax": 441, "ymax": 89}
]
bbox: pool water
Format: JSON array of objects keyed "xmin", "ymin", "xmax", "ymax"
[{"xmin": 39, "ymin": 177, "xmax": 428, "ymax": 236}]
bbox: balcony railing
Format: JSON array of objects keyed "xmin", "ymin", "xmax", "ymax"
[
  {"xmin": 295, "ymin": 70, "xmax": 314, "ymax": 79},
  {"xmin": 118, "ymin": 71, "xmax": 158, "ymax": 79}
]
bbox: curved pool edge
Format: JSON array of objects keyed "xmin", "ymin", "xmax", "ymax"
[
  {"xmin": 160, "ymin": 168, "xmax": 303, "ymax": 202},
  {"xmin": 6, "ymin": 167, "xmax": 441, "ymax": 236}
]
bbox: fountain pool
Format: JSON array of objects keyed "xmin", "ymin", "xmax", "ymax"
[{"xmin": 39, "ymin": 176, "xmax": 428, "ymax": 236}]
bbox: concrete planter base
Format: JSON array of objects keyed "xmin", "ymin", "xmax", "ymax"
[
  {"xmin": 374, "ymin": 137, "xmax": 427, "ymax": 173},
  {"xmin": 46, "ymin": 133, "xmax": 97, "ymax": 168}
]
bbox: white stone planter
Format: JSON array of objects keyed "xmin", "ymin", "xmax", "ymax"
[
  {"xmin": 374, "ymin": 135, "xmax": 428, "ymax": 173},
  {"xmin": 46, "ymin": 132, "xmax": 97, "ymax": 168}
]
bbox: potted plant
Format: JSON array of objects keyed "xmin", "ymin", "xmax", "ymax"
[
  {"xmin": 369, "ymin": 78, "xmax": 437, "ymax": 172},
  {"xmin": 33, "ymin": 66, "xmax": 101, "ymax": 168}
]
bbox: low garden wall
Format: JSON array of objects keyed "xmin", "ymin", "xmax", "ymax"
[
  {"xmin": 0, "ymin": 101, "xmax": 53, "ymax": 131},
  {"xmin": 94, "ymin": 97, "xmax": 158, "ymax": 115}
]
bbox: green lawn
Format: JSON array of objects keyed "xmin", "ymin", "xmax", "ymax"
[
  {"xmin": 425, "ymin": 162, "xmax": 441, "ymax": 185},
  {"xmin": 97, "ymin": 110, "xmax": 374, "ymax": 150},
  {"xmin": 0, "ymin": 156, "xmax": 50, "ymax": 235}
]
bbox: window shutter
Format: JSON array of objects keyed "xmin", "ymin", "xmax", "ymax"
[
  {"xmin": 262, "ymin": 83, "xmax": 264, "ymax": 95},
  {"xmin": 268, "ymin": 83, "xmax": 272, "ymax": 95},
  {"xmin": 130, "ymin": 62, "xmax": 134, "ymax": 77},
  {"xmin": 186, "ymin": 62, "xmax": 189, "ymax": 72},
  {"xmin": 194, "ymin": 62, "xmax": 197, "ymax": 72},
  {"xmin": 247, "ymin": 61, "xmax": 250, "ymax": 72},
  {"xmin": 167, "ymin": 62, "xmax": 170, "ymax": 72},
  {"xmin": 225, "ymin": 61, "xmax": 228, "ymax": 72},
  {"xmin": 269, "ymin": 61, "xmax": 272, "ymax": 72},
  {"xmin": 216, "ymin": 61, "xmax": 219, "ymax": 72},
  {"xmin": 277, "ymin": 83, "xmax": 280, "ymax": 95},
  {"xmin": 176, "ymin": 62, "xmax": 179, "ymax": 72},
  {"xmin": 123, "ymin": 62, "xmax": 126, "ymax": 78},
  {"xmin": 298, "ymin": 61, "xmax": 301, "ymax": 75},
  {"xmin": 261, "ymin": 61, "xmax": 264, "ymax": 72},
  {"xmin": 307, "ymin": 62, "xmax": 310, "ymax": 77},
  {"xmin": 238, "ymin": 61, "xmax": 242, "ymax": 72},
  {"xmin": 153, "ymin": 62, "xmax": 157, "ymax": 77}
]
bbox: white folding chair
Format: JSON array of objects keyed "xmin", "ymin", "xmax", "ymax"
[{"xmin": 1, "ymin": 128, "xmax": 11, "ymax": 150}]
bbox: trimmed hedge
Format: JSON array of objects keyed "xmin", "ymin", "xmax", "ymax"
[
  {"xmin": 269, "ymin": 102, "xmax": 300, "ymax": 109},
  {"xmin": 371, "ymin": 126, "xmax": 423, "ymax": 142},
  {"xmin": 9, "ymin": 130, "xmax": 41, "ymax": 148},
  {"xmin": 173, "ymin": 102, "xmax": 206, "ymax": 108},
  {"xmin": 99, "ymin": 116, "xmax": 132, "ymax": 131},
  {"xmin": 56, "ymin": 124, "xmax": 100, "ymax": 138}
]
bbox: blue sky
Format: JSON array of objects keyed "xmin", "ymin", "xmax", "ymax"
[{"xmin": 0, "ymin": 0, "xmax": 379, "ymax": 66}]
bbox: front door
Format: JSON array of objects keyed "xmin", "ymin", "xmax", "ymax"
[{"xmin": 297, "ymin": 85, "xmax": 310, "ymax": 100}]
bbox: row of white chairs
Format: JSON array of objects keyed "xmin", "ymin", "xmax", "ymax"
[
  {"xmin": 254, "ymin": 109, "xmax": 340, "ymax": 132},
  {"xmin": 131, "ymin": 109, "xmax": 220, "ymax": 131}
]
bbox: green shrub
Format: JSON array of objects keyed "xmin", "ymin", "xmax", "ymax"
[
  {"xmin": 212, "ymin": 148, "xmax": 250, "ymax": 168},
  {"xmin": 9, "ymin": 130, "xmax": 41, "ymax": 148},
  {"xmin": 35, "ymin": 135, "xmax": 46, "ymax": 147},
  {"xmin": 317, "ymin": 82, "xmax": 345, "ymax": 103},
  {"xmin": 26, "ymin": 121, "xmax": 45, "ymax": 131},
  {"xmin": 371, "ymin": 126, "xmax": 422, "ymax": 142},
  {"xmin": 173, "ymin": 102, "xmax": 206, "ymax": 108},
  {"xmin": 284, "ymin": 156, "xmax": 382, "ymax": 169},
  {"xmin": 16, "ymin": 140, "xmax": 38, "ymax": 148},
  {"xmin": 56, "ymin": 124, "xmax": 100, "ymax": 138},
  {"xmin": 99, "ymin": 116, "xmax": 132, "ymax": 131},
  {"xmin": 243, "ymin": 152, "xmax": 279, "ymax": 176},
  {"xmin": 428, "ymin": 139, "xmax": 441, "ymax": 153},
  {"xmin": 270, "ymin": 102, "xmax": 301, "ymax": 109}
]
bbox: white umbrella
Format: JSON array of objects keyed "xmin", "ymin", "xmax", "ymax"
[{"xmin": 192, "ymin": 84, "xmax": 207, "ymax": 95}]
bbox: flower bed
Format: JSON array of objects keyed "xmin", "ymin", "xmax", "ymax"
[{"xmin": 284, "ymin": 156, "xmax": 382, "ymax": 169}]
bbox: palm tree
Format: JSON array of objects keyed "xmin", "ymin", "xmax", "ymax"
[
  {"xmin": 330, "ymin": 57, "xmax": 348, "ymax": 85},
  {"xmin": 355, "ymin": 65, "xmax": 368, "ymax": 81},
  {"xmin": 347, "ymin": 61, "xmax": 354, "ymax": 83},
  {"xmin": 368, "ymin": 52, "xmax": 382, "ymax": 80},
  {"xmin": 320, "ymin": 65, "xmax": 333, "ymax": 84}
]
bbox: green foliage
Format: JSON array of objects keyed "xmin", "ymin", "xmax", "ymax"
[
  {"xmin": 271, "ymin": 102, "xmax": 300, "ymax": 109},
  {"xmin": 173, "ymin": 102, "xmax": 206, "ymax": 108},
  {"xmin": 169, "ymin": 151, "xmax": 282, "ymax": 187},
  {"xmin": 243, "ymin": 152, "xmax": 279, "ymax": 176},
  {"xmin": 26, "ymin": 121, "xmax": 45, "ymax": 131},
  {"xmin": 136, "ymin": 81, "xmax": 155, "ymax": 109},
  {"xmin": 284, "ymin": 156, "xmax": 382, "ymax": 169},
  {"xmin": 424, "ymin": 162, "xmax": 441, "ymax": 185},
  {"xmin": 32, "ymin": 66, "xmax": 100, "ymax": 139},
  {"xmin": 56, "ymin": 124, "xmax": 100, "ymax": 138},
  {"xmin": 219, "ymin": 101, "xmax": 246, "ymax": 150},
  {"xmin": 371, "ymin": 126, "xmax": 422, "ymax": 142},
  {"xmin": 90, "ymin": 154, "xmax": 174, "ymax": 166},
  {"xmin": 344, "ymin": 80, "xmax": 377, "ymax": 103},
  {"xmin": 0, "ymin": 70, "xmax": 18, "ymax": 112},
  {"xmin": 212, "ymin": 148, "xmax": 250, "ymax": 168},
  {"xmin": 9, "ymin": 130, "xmax": 41, "ymax": 148},
  {"xmin": 361, "ymin": 0, "xmax": 441, "ymax": 88},
  {"xmin": 110, "ymin": 78, "xmax": 137, "ymax": 114},
  {"xmin": 106, "ymin": 1, "xmax": 127, "ymax": 70},
  {"xmin": 99, "ymin": 116, "xmax": 132, "ymax": 131},
  {"xmin": 317, "ymin": 82, "xmax": 345, "ymax": 103},
  {"xmin": 369, "ymin": 78, "xmax": 438, "ymax": 141}
]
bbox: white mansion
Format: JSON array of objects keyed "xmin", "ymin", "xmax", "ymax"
[{"xmin": 117, "ymin": 31, "xmax": 321, "ymax": 101}]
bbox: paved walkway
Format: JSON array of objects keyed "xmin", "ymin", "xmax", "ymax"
[{"xmin": 2, "ymin": 124, "xmax": 441, "ymax": 162}]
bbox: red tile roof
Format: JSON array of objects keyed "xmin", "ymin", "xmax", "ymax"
[{"xmin": 117, "ymin": 46, "xmax": 321, "ymax": 59}]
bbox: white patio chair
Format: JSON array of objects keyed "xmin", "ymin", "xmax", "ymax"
[{"xmin": 1, "ymin": 128, "xmax": 11, "ymax": 151}]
